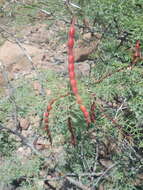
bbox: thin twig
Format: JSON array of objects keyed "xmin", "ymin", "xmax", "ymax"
[
  {"xmin": 0, "ymin": 123, "xmax": 46, "ymax": 158},
  {"xmin": 44, "ymin": 180, "xmax": 56, "ymax": 190},
  {"xmin": 66, "ymin": 172, "xmax": 102, "ymax": 177},
  {"xmin": 93, "ymin": 163, "xmax": 117, "ymax": 188},
  {"xmin": 79, "ymin": 144, "xmax": 90, "ymax": 172},
  {"xmin": 66, "ymin": 176, "xmax": 91, "ymax": 190},
  {"xmin": 62, "ymin": 0, "xmax": 81, "ymax": 9},
  {"xmin": 39, "ymin": 9, "xmax": 53, "ymax": 16},
  {"xmin": 0, "ymin": 25, "xmax": 45, "ymax": 96},
  {"xmin": 0, "ymin": 61, "xmax": 20, "ymax": 131},
  {"xmin": 93, "ymin": 144, "xmax": 99, "ymax": 172},
  {"xmin": 114, "ymin": 98, "xmax": 126, "ymax": 119},
  {"xmin": 122, "ymin": 139, "xmax": 142, "ymax": 161}
]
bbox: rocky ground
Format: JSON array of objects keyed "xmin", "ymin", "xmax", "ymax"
[
  {"xmin": 0, "ymin": 19, "xmax": 100, "ymax": 88},
  {"xmin": 0, "ymin": 5, "xmax": 142, "ymax": 189},
  {"xmin": 0, "ymin": 13, "xmax": 101, "ymax": 189}
]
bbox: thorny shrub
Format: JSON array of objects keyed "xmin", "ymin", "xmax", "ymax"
[{"xmin": 0, "ymin": 0, "xmax": 143, "ymax": 189}]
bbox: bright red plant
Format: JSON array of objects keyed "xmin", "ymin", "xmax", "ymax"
[
  {"xmin": 68, "ymin": 17, "xmax": 91, "ymax": 125},
  {"xmin": 95, "ymin": 40, "xmax": 142, "ymax": 84},
  {"xmin": 43, "ymin": 93, "xmax": 69, "ymax": 144},
  {"xmin": 131, "ymin": 40, "xmax": 141, "ymax": 66}
]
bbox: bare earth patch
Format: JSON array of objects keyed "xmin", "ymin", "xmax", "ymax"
[{"xmin": 0, "ymin": 21, "xmax": 99, "ymax": 86}]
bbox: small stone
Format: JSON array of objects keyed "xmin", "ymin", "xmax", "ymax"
[
  {"xmin": 99, "ymin": 159, "xmax": 114, "ymax": 168},
  {"xmin": 17, "ymin": 147, "xmax": 31, "ymax": 157},
  {"xmin": 46, "ymin": 89, "xmax": 51, "ymax": 96},
  {"xmin": 99, "ymin": 184, "xmax": 105, "ymax": 190},
  {"xmin": 20, "ymin": 118, "xmax": 30, "ymax": 130}
]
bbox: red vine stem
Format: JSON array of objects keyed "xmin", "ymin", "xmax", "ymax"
[
  {"xmin": 94, "ymin": 65, "xmax": 129, "ymax": 84},
  {"xmin": 98, "ymin": 104, "xmax": 123, "ymax": 130},
  {"xmin": 44, "ymin": 92, "xmax": 70, "ymax": 144},
  {"xmin": 92, "ymin": 95, "xmax": 132, "ymax": 139},
  {"xmin": 97, "ymin": 103, "xmax": 134, "ymax": 142},
  {"xmin": 130, "ymin": 40, "xmax": 141, "ymax": 67},
  {"xmin": 95, "ymin": 40, "xmax": 142, "ymax": 84},
  {"xmin": 68, "ymin": 17, "xmax": 91, "ymax": 125}
]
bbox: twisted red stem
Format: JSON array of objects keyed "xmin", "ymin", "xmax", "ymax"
[
  {"xmin": 44, "ymin": 93, "xmax": 70, "ymax": 144},
  {"xmin": 68, "ymin": 17, "xmax": 91, "ymax": 125},
  {"xmin": 95, "ymin": 40, "xmax": 142, "ymax": 84}
]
